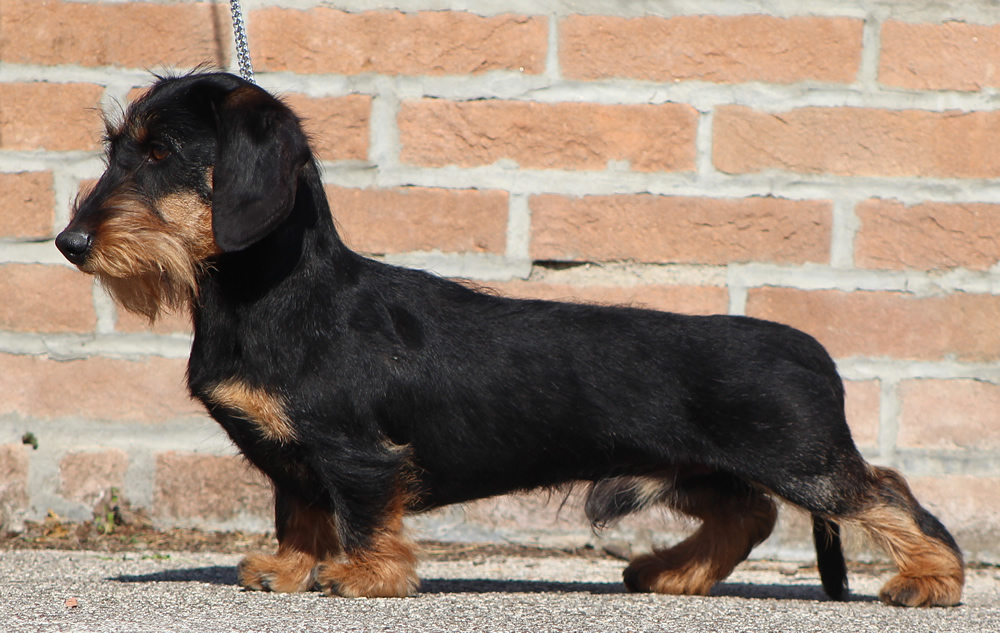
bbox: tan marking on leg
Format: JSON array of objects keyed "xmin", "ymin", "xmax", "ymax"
[
  {"xmin": 624, "ymin": 487, "xmax": 777, "ymax": 596},
  {"xmin": 841, "ymin": 467, "xmax": 964, "ymax": 607},
  {"xmin": 316, "ymin": 490, "xmax": 420, "ymax": 598},
  {"xmin": 207, "ymin": 378, "xmax": 296, "ymax": 443},
  {"xmin": 239, "ymin": 499, "xmax": 341, "ymax": 593}
]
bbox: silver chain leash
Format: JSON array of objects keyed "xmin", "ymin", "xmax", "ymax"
[{"xmin": 229, "ymin": 0, "xmax": 255, "ymax": 83}]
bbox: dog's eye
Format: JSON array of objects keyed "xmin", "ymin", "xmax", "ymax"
[{"xmin": 149, "ymin": 143, "xmax": 170, "ymax": 163}]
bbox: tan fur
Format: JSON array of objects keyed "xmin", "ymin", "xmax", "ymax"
[
  {"xmin": 238, "ymin": 499, "xmax": 342, "ymax": 593},
  {"xmin": 625, "ymin": 486, "xmax": 777, "ymax": 596},
  {"xmin": 82, "ymin": 187, "xmax": 217, "ymax": 320},
  {"xmin": 631, "ymin": 475, "xmax": 673, "ymax": 508},
  {"xmin": 207, "ymin": 379, "xmax": 296, "ymax": 443},
  {"xmin": 316, "ymin": 490, "xmax": 420, "ymax": 598},
  {"xmin": 841, "ymin": 467, "xmax": 964, "ymax": 607}
]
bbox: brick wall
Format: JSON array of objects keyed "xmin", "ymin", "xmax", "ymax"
[{"xmin": 1, "ymin": 0, "xmax": 999, "ymax": 562}]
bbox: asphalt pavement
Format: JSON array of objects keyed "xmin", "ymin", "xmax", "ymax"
[{"xmin": 1, "ymin": 549, "xmax": 998, "ymax": 632}]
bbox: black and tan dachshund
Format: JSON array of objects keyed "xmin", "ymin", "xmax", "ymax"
[{"xmin": 56, "ymin": 71, "xmax": 963, "ymax": 606}]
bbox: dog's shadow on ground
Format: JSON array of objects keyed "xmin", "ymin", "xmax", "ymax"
[
  {"xmin": 112, "ymin": 566, "xmax": 238, "ymax": 586},
  {"xmin": 110, "ymin": 567, "xmax": 877, "ymax": 603},
  {"xmin": 424, "ymin": 579, "xmax": 877, "ymax": 603}
]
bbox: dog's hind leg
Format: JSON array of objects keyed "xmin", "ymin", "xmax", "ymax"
[
  {"xmin": 619, "ymin": 472, "xmax": 777, "ymax": 596},
  {"xmin": 836, "ymin": 466, "xmax": 964, "ymax": 607},
  {"xmin": 238, "ymin": 491, "xmax": 341, "ymax": 592}
]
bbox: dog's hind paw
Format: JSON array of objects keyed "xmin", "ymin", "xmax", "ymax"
[
  {"xmin": 878, "ymin": 574, "xmax": 963, "ymax": 608},
  {"xmin": 623, "ymin": 552, "xmax": 716, "ymax": 596}
]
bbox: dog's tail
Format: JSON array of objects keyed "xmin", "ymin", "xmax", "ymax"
[{"xmin": 813, "ymin": 515, "xmax": 849, "ymax": 601}]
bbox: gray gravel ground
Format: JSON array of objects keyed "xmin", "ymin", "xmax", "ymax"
[{"xmin": 1, "ymin": 549, "xmax": 998, "ymax": 632}]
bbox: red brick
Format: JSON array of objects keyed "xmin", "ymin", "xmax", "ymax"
[
  {"xmin": 880, "ymin": 20, "xmax": 1000, "ymax": 91},
  {"xmin": 0, "ymin": 172, "xmax": 55, "ymax": 239},
  {"xmin": 0, "ymin": 355, "xmax": 203, "ymax": 422},
  {"xmin": 856, "ymin": 200, "xmax": 1000, "ymax": 271},
  {"xmin": 530, "ymin": 195, "xmax": 831, "ymax": 264},
  {"xmin": 154, "ymin": 452, "xmax": 272, "ymax": 524},
  {"xmin": 59, "ymin": 449, "xmax": 129, "ymax": 507},
  {"xmin": 399, "ymin": 100, "xmax": 698, "ymax": 172},
  {"xmin": 745, "ymin": 288, "xmax": 1000, "ymax": 362},
  {"xmin": 252, "ymin": 9, "xmax": 546, "ymax": 75},
  {"xmin": 0, "ymin": 444, "xmax": 30, "ymax": 529},
  {"xmin": 0, "ymin": 0, "xmax": 225, "ymax": 68},
  {"xmin": 844, "ymin": 380, "xmax": 880, "ymax": 449},
  {"xmin": 714, "ymin": 106, "xmax": 1000, "ymax": 178},
  {"xmin": 898, "ymin": 379, "xmax": 1000, "ymax": 450},
  {"xmin": 0, "ymin": 264, "xmax": 96, "ymax": 333},
  {"xmin": 492, "ymin": 280, "xmax": 729, "ymax": 315},
  {"xmin": 282, "ymin": 94, "xmax": 371, "ymax": 162},
  {"xmin": 562, "ymin": 15, "xmax": 862, "ymax": 83},
  {"xmin": 329, "ymin": 186, "xmax": 508, "ymax": 255},
  {"xmin": 0, "ymin": 82, "xmax": 105, "ymax": 151}
]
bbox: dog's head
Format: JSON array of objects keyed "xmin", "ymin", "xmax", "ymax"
[{"xmin": 55, "ymin": 71, "xmax": 311, "ymax": 319}]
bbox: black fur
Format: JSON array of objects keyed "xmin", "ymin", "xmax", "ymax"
[{"xmin": 56, "ymin": 71, "xmax": 964, "ymax": 605}]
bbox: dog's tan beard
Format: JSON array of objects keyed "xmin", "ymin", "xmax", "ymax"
[{"xmin": 82, "ymin": 191, "xmax": 218, "ymax": 321}]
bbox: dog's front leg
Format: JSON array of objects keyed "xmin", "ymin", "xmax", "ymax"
[
  {"xmin": 315, "ymin": 487, "xmax": 420, "ymax": 598},
  {"xmin": 238, "ymin": 491, "xmax": 341, "ymax": 593}
]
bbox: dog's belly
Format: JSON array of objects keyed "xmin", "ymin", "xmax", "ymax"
[{"xmin": 407, "ymin": 437, "xmax": 669, "ymax": 510}]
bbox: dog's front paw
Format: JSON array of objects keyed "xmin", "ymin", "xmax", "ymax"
[
  {"xmin": 237, "ymin": 552, "xmax": 317, "ymax": 593},
  {"xmin": 316, "ymin": 559, "xmax": 419, "ymax": 598}
]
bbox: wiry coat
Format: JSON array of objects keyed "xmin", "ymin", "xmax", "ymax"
[{"xmin": 56, "ymin": 72, "xmax": 964, "ymax": 606}]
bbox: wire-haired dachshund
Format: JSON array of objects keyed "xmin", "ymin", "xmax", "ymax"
[{"xmin": 55, "ymin": 71, "xmax": 963, "ymax": 606}]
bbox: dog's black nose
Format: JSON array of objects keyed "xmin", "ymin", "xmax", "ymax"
[{"xmin": 55, "ymin": 229, "xmax": 93, "ymax": 266}]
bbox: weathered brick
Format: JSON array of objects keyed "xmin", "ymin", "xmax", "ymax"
[
  {"xmin": 898, "ymin": 379, "xmax": 1000, "ymax": 450},
  {"xmin": 562, "ymin": 15, "xmax": 862, "ymax": 84},
  {"xmin": 745, "ymin": 288, "xmax": 1000, "ymax": 362},
  {"xmin": 282, "ymin": 94, "xmax": 371, "ymax": 162},
  {"xmin": 910, "ymin": 476, "xmax": 1000, "ymax": 555},
  {"xmin": 844, "ymin": 380, "xmax": 880, "ymax": 449},
  {"xmin": 880, "ymin": 20, "xmax": 1000, "ymax": 91},
  {"xmin": 492, "ymin": 281, "xmax": 729, "ymax": 315},
  {"xmin": 0, "ymin": 171, "xmax": 55, "ymax": 239},
  {"xmin": 399, "ymin": 100, "xmax": 698, "ymax": 172},
  {"xmin": 0, "ymin": 0, "xmax": 225, "ymax": 68},
  {"xmin": 59, "ymin": 449, "xmax": 129, "ymax": 507},
  {"xmin": 252, "ymin": 8, "xmax": 546, "ymax": 75},
  {"xmin": 0, "ymin": 355, "xmax": 203, "ymax": 422},
  {"xmin": 421, "ymin": 487, "xmax": 694, "ymax": 545},
  {"xmin": 153, "ymin": 452, "xmax": 272, "ymax": 525},
  {"xmin": 530, "ymin": 195, "xmax": 831, "ymax": 264},
  {"xmin": 329, "ymin": 186, "xmax": 508, "ymax": 255},
  {"xmin": 855, "ymin": 200, "xmax": 1000, "ymax": 271},
  {"xmin": 115, "ymin": 308, "xmax": 192, "ymax": 336},
  {"xmin": 713, "ymin": 106, "xmax": 1000, "ymax": 178},
  {"xmin": 0, "ymin": 82, "xmax": 105, "ymax": 151},
  {"xmin": 0, "ymin": 444, "xmax": 30, "ymax": 530},
  {"xmin": 0, "ymin": 264, "xmax": 96, "ymax": 333}
]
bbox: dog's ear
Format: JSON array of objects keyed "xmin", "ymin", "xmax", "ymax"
[{"xmin": 212, "ymin": 86, "xmax": 310, "ymax": 252}]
